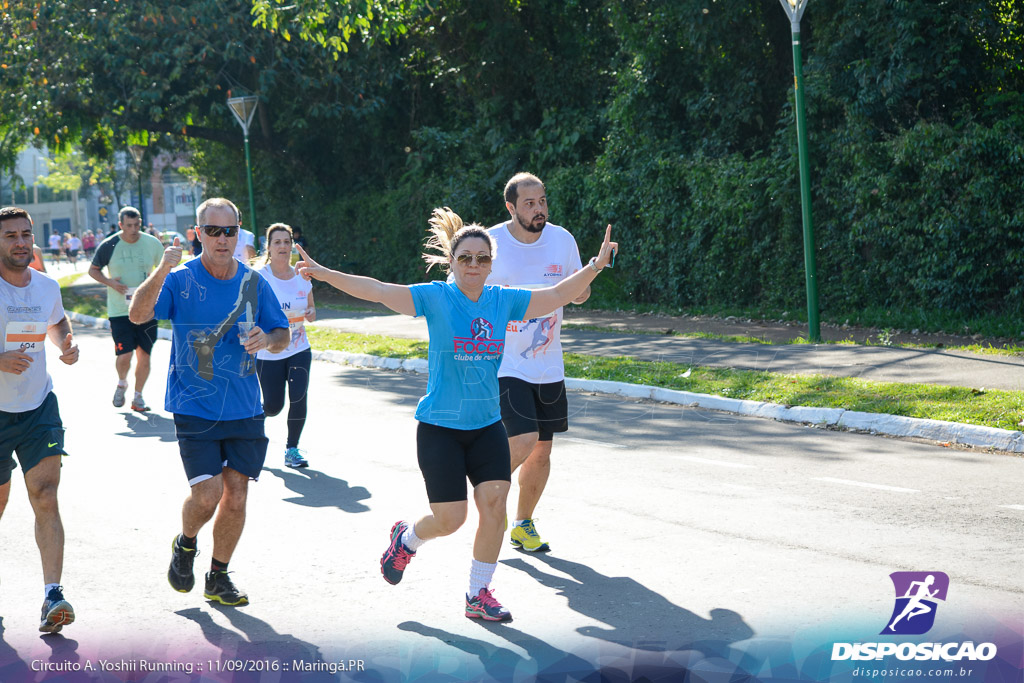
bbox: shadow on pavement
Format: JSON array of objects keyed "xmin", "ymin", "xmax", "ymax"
[
  {"xmin": 117, "ymin": 411, "xmax": 178, "ymax": 442},
  {"xmin": 503, "ymin": 555, "xmax": 753, "ymax": 657},
  {"xmin": 326, "ymin": 368, "xmax": 425, "ymax": 407},
  {"xmin": 263, "ymin": 467, "xmax": 372, "ymax": 513},
  {"xmin": 39, "ymin": 631, "xmax": 82, "ymax": 666},
  {"xmin": 0, "ymin": 618, "xmax": 33, "ymax": 682},
  {"xmin": 176, "ymin": 606, "xmax": 334, "ymax": 681},
  {"xmin": 398, "ymin": 620, "xmax": 601, "ymax": 682}
]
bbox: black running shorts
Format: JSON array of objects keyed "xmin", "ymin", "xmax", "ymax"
[
  {"xmin": 416, "ymin": 420, "xmax": 511, "ymax": 503},
  {"xmin": 498, "ymin": 377, "xmax": 569, "ymax": 442},
  {"xmin": 109, "ymin": 315, "xmax": 158, "ymax": 356}
]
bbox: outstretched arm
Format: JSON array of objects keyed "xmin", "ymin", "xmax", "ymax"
[
  {"xmin": 295, "ymin": 245, "xmax": 416, "ymax": 317},
  {"xmin": 523, "ymin": 224, "xmax": 617, "ymax": 320}
]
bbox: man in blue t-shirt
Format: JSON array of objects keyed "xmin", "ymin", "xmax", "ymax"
[{"xmin": 130, "ymin": 197, "xmax": 289, "ymax": 608}]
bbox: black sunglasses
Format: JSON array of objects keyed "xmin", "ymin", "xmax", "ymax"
[{"xmin": 197, "ymin": 224, "xmax": 240, "ymax": 238}]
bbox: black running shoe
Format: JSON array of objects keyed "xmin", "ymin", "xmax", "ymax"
[
  {"xmin": 168, "ymin": 535, "xmax": 198, "ymax": 593},
  {"xmin": 204, "ymin": 571, "xmax": 249, "ymax": 606},
  {"xmin": 40, "ymin": 586, "xmax": 75, "ymax": 634}
]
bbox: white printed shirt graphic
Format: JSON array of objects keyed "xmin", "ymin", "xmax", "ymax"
[{"xmin": 486, "ymin": 222, "xmax": 583, "ymax": 384}]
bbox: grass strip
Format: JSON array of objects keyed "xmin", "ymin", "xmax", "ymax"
[
  {"xmin": 306, "ymin": 327, "xmax": 429, "ymax": 359},
  {"xmin": 306, "ymin": 328, "xmax": 1024, "ymax": 433},
  {"xmin": 563, "ymin": 323, "xmax": 1024, "ymax": 356},
  {"xmin": 59, "ymin": 273, "xmax": 109, "ymax": 319}
]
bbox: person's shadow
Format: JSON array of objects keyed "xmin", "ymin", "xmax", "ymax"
[
  {"xmin": 0, "ymin": 618, "xmax": 33, "ymax": 683},
  {"xmin": 263, "ymin": 466, "xmax": 371, "ymax": 513},
  {"xmin": 176, "ymin": 606, "xmax": 336, "ymax": 681},
  {"xmin": 502, "ymin": 555, "xmax": 754, "ymax": 659},
  {"xmin": 117, "ymin": 411, "xmax": 178, "ymax": 442},
  {"xmin": 39, "ymin": 630, "xmax": 82, "ymax": 667},
  {"xmin": 398, "ymin": 621, "xmax": 603, "ymax": 682}
]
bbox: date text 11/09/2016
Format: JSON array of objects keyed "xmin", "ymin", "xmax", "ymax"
[{"xmin": 32, "ymin": 659, "xmax": 366, "ymax": 675}]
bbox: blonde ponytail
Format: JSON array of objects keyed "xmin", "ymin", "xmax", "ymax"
[
  {"xmin": 422, "ymin": 207, "xmax": 463, "ymax": 272},
  {"xmin": 422, "ymin": 207, "xmax": 496, "ymax": 274}
]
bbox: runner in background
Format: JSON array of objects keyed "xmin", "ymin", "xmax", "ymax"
[
  {"xmin": 30, "ymin": 245, "xmax": 46, "ymax": 273},
  {"xmin": 487, "ymin": 172, "xmax": 587, "ymax": 553},
  {"xmin": 255, "ymin": 223, "xmax": 315, "ymax": 469},
  {"xmin": 89, "ymin": 207, "xmax": 165, "ymax": 412}
]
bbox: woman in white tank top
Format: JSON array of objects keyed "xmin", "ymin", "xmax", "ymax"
[{"xmin": 255, "ymin": 223, "xmax": 316, "ymax": 469}]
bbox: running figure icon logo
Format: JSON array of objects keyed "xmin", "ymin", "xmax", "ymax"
[
  {"xmin": 470, "ymin": 318, "xmax": 494, "ymax": 340},
  {"xmin": 881, "ymin": 571, "xmax": 949, "ymax": 635}
]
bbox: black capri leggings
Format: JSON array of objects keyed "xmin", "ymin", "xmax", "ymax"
[
  {"xmin": 416, "ymin": 420, "xmax": 511, "ymax": 504},
  {"xmin": 255, "ymin": 348, "xmax": 311, "ymax": 449}
]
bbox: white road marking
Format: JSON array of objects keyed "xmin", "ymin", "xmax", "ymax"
[
  {"xmin": 998, "ymin": 504, "xmax": 1024, "ymax": 511},
  {"xmin": 813, "ymin": 477, "xmax": 918, "ymax": 493},
  {"xmin": 560, "ymin": 437, "xmax": 627, "ymax": 449},
  {"xmin": 674, "ymin": 455, "xmax": 755, "ymax": 469}
]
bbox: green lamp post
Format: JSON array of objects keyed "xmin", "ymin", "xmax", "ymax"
[
  {"xmin": 128, "ymin": 144, "xmax": 147, "ymax": 225},
  {"xmin": 778, "ymin": 0, "xmax": 820, "ymax": 343},
  {"xmin": 227, "ymin": 95, "xmax": 260, "ymax": 235}
]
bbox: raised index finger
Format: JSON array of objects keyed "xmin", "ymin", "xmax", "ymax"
[
  {"xmin": 604, "ymin": 223, "xmax": 612, "ymax": 245},
  {"xmin": 295, "ymin": 244, "xmax": 311, "ymax": 261}
]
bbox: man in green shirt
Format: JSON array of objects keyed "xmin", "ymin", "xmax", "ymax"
[{"xmin": 88, "ymin": 207, "xmax": 165, "ymax": 411}]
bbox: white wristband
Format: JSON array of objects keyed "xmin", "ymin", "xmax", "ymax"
[{"xmin": 588, "ymin": 257, "xmax": 602, "ymax": 274}]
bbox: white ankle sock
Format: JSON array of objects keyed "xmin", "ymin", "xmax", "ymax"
[
  {"xmin": 468, "ymin": 559, "xmax": 497, "ymax": 597},
  {"xmin": 401, "ymin": 523, "xmax": 425, "ymax": 552},
  {"xmin": 44, "ymin": 582, "xmax": 60, "ymax": 598},
  {"xmin": 116, "ymin": 380, "xmax": 128, "ymax": 388}
]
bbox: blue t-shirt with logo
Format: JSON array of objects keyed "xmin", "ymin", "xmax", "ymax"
[
  {"xmin": 410, "ymin": 281, "xmax": 531, "ymax": 429},
  {"xmin": 153, "ymin": 259, "xmax": 289, "ymax": 421}
]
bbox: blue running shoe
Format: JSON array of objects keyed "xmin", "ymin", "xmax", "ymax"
[
  {"xmin": 284, "ymin": 447, "xmax": 309, "ymax": 469},
  {"xmin": 40, "ymin": 586, "xmax": 75, "ymax": 633}
]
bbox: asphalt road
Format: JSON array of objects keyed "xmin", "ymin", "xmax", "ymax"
[{"xmin": 1, "ymin": 327, "xmax": 1021, "ymax": 682}]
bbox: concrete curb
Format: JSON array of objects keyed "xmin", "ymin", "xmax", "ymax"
[
  {"xmin": 68, "ymin": 311, "xmax": 1023, "ymax": 454},
  {"xmin": 310, "ymin": 350, "xmax": 1024, "ymax": 455},
  {"xmin": 68, "ymin": 311, "xmax": 172, "ymax": 341}
]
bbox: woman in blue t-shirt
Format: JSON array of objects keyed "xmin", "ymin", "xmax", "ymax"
[{"xmin": 296, "ymin": 207, "xmax": 617, "ymax": 622}]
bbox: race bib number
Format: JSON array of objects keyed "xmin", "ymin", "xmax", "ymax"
[
  {"xmin": 286, "ymin": 310, "xmax": 306, "ymax": 331},
  {"xmin": 5, "ymin": 321, "xmax": 46, "ymax": 353},
  {"xmin": 124, "ymin": 286, "xmax": 137, "ymax": 304}
]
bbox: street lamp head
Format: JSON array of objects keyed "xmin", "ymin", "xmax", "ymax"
[
  {"xmin": 128, "ymin": 144, "xmax": 145, "ymax": 165},
  {"xmin": 778, "ymin": 0, "xmax": 809, "ymax": 26},
  {"xmin": 227, "ymin": 95, "xmax": 259, "ymax": 135}
]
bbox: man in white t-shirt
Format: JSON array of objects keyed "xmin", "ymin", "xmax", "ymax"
[
  {"xmin": 0, "ymin": 206, "xmax": 80, "ymax": 633},
  {"xmin": 486, "ymin": 173, "xmax": 588, "ymax": 553},
  {"xmin": 233, "ymin": 228, "xmax": 257, "ymax": 262},
  {"xmin": 47, "ymin": 231, "xmax": 62, "ymax": 262}
]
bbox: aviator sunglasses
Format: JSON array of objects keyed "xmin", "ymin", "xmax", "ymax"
[
  {"xmin": 197, "ymin": 224, "xmax": 240, "ymax": 238},
  {"xmin": 455, "ymin": 253, "xmax": 492, "ymax": 266}
]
